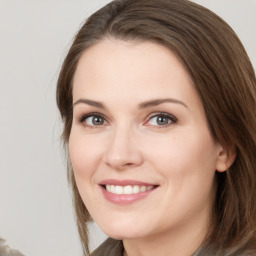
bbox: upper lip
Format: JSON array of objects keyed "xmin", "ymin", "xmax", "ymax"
[{"xmin": 99, "ymin": 179, "xmax": 158, "ymax": 186}]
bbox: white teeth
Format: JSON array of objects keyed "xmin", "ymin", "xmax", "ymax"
[
  {"xmin": 146, "ymin": 186, "xmax": 154, "ymax": 191},
  {"xmin": 124, "ymin": 185, "xmax": 133, "ymax": 194},
  {"xmin": 105, "ymin": 185, "xmax": 155, "ymax": 194},
  {"xmin": 110, "ymin": 185, "xmax": 115, "ymax": 193},
  {"xmin": 133, "ymin": 185, "xmax": 140, "ymax": 193},
  {"xmin": 141, "ymin": 186, "xmax": 146, "ymax": 192},
  {"xmin": 115, "ymin": 186, "xmax": 123, "ymax": 194}
]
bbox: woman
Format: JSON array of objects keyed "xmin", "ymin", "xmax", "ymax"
[{"xmin": 56, "ymin": 0, "xmax": 256, "ymax": 255}]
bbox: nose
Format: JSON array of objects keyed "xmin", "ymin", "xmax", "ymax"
[{"xmin": 103, "ymin": 127, "xmax": 143, "ymax": 170}]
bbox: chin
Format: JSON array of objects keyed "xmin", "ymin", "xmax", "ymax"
[
  {"xmin": 98, "ymin": 221, "xmax": 151, "ymax": 240},
  {"xmin": 104, "ymin": 231, "xmax": 145, "ymax": 241}
]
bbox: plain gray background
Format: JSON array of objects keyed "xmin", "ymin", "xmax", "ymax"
[{"xmin": 0, "ymin": 1, "xmax": 255, "ymax": 255}]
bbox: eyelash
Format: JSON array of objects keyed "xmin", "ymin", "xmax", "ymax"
[
  {"xmin": 78, "ymin": 112, "xmax": 178, "ymax": 128},
  {"xmin": 145, "ymin": 112, "xmax": 178, "ymax": 128},
  {"xmin": 79, "ymin": 112, "xmax": 108, "ymax": 128}
]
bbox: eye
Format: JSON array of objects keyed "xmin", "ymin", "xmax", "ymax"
[
  {"xmin": 145, "ymin": 113, "xmax": 177, "ymax": 127},
  {"xmin": 79, "ymin": 113, "xmax": 108, "ymax": 127}
]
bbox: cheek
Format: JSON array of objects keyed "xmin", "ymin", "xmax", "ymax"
[
  {"xmin": 68, "ymin": 130, "xmax": 103, "ymax": 179},
  {"xmin": 144, "ymin": 128, "xmax": 218, "ymax": 182},
  {"xmin": 147, "ymin": 131, "xmax": 218, "ymax": 215},
  {"xmin": 68, "ymin": 130, "xmax": 106, "ymax": 208}
]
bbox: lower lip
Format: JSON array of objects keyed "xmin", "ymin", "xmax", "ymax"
[{"xmin": 100, "ymin": 186, "xmax": 157, "ymax": 205}]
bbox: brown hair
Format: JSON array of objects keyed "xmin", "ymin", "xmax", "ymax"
[{"xmin": 56, "ymin": 0, "xmax": 256, "ymax": 255}]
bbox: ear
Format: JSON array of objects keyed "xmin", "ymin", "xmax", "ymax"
[{"xmin": 215, "ymin": 144, "xmax": 237, "ymax": 172}]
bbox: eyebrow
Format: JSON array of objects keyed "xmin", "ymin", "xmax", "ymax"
[
  {"xmin": 73, "ymin": 97, "xmax": 188, "ymax": 109},
  {"xmin": 138, "ymin": 98, "xmax": 188, "ymax": 109},
  {"xmin": 73, "ymin": 99, "xmax": 106, "ymax": 109}
]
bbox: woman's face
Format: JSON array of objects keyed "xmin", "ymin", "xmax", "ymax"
[{"xmin": 69, "ymin": 39, "xmax": 225, "ymax": 240}]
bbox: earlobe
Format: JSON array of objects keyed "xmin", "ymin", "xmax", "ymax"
[{"xmin": 215, "ymin": 144, "xmax": 237, "ymax": 172}]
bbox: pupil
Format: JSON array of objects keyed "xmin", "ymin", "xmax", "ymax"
[
  {"xmin": 157, "ymin": 116, "xmax": 168, "ymax": 125},
  {"xmin": 93, "ymin": 116, "xmax": 104, "ymax": 125}
]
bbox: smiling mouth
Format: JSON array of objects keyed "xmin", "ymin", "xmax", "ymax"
[{"xmin": 102, "ymin": 185, "xmax": 157, "ymax": 195}]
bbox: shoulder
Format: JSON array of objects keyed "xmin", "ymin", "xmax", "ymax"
[
  {"xmin": 0, "ymin": 238, "xmax": 25, "ymax": 256},
  {"xmin": 193, "ymin": 245, "xmax": 256, "ymax": 256},
  {"xmin": 91, "ymin": 238, "xmax": 123, "ymax": 256}
]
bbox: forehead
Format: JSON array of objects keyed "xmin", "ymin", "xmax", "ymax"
[{"xmin": 72, "ymin": 39, "xmax": 197, "ymax": 105}]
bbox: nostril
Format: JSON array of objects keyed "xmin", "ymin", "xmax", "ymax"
[{"xmin": 124, "ymin": 162, "xmax": 134, "ymax": 166}]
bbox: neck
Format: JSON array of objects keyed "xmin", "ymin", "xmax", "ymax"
[{"xmin": 123, "ymin": 211, "xmax": 211, "ymax": 256}]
